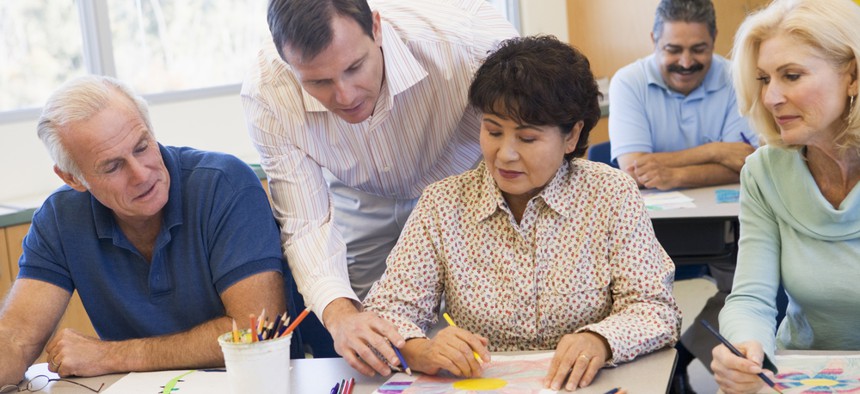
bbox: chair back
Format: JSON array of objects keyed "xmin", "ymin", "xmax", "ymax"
[{"xmin": 587, "ymin": 141, "xmax": 618, "ymax": 168}]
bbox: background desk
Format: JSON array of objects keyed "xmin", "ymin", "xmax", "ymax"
[
  {"xmin": 23, "ymin": 348, "xmax": 676, "ymax": 393},
  {"xmin": 646, "ymin": 184, "xmax": 740, "ymax": 269}
]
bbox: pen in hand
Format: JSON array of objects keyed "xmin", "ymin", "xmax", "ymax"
[{"xmin": 701, "ymin": 320, "xmax": 783, "ymax": 393}]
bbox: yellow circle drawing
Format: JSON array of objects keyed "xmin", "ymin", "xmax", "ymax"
[
  {"xmin": 800, "ymin": 378, "xmax": 838, "ymax": 387},
  {"xmin": 452, "ymin": 378, "xmax": 508, "ymax": 390}
]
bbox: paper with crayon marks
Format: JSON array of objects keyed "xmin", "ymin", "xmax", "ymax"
[
  {"xmin": 372, "ymin": 353, "xmax": 557, "ymax": 394},
  {"xmin": 757, "ymin": 355, "xmax": 860, "ymax": 393}
]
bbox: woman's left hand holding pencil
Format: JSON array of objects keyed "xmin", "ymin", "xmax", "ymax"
[{"xmin": 401, "ymin": 326, "xmax": 489, "ymax": 378}]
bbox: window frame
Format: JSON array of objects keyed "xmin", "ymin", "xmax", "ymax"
[
  {"xmin": 1, "ymin": 0, "xmax": 518, "ymax": 125},
  {"xmin": 0, "ymin": 0, "xmax": 242, "ymax": 124}
]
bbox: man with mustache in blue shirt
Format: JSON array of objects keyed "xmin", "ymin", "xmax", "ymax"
[{"xmin": 607, "ymin": 1, "xmax": 757, "ymax": 393}]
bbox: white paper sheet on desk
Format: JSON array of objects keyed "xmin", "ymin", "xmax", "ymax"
[
  {"xmin": 641, "ymin": 191, "xmax": 696, "ymax": 211},
  {"xmin": 373, "ymin": 353, "xmax": 557, "ymax": 394},
  {"xmin": 101, "ymin": 369, "xmax": 228, "ymax": 394}
]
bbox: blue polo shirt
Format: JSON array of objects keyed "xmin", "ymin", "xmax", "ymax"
[
  {"xmin": 18, "ymin": 145, "xmax": 285, "ymax": 341},
  {"xmin": 608, "ymin": 53, "xmax": 755, "ymax": 161}
]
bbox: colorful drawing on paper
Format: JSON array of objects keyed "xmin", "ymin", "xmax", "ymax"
[
  {"xmin": 399, "ymin": 353, "xmax": 556, "ymax": 394},
  {"xmin": 757, "ymin": 355, "xmax": 860, "ymax": 393}
]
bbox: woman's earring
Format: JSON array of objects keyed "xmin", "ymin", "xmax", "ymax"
[{"xmin": 849, "ymin": 95, "xmax": 856, "ymax": 120}]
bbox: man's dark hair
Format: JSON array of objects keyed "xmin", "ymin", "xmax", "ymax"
[
  {"xmin": 653, "ymin": 0, "xmax": 717, "ymax": 42},
  {"xmin": 268, "ymin": 0, "xmax": 373, "ymax": 62},
  {"xmin": 468, "ymin": 35, "xmax": 601, "ymax": 161}
]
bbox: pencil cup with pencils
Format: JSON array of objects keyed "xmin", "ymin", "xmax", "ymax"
[{"xmin": 217, "ymin": 330, "xmax": 292, "ymax": 393}]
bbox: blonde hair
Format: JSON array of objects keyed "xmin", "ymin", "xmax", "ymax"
[{"xmin": 731, "ymin": 0, "xmax": 860, "ymax": 149}]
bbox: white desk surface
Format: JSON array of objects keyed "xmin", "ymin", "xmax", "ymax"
[
  {"xmin": 23, "ymin": 347, "xmax": 676, "ymax": 393},
  {"xmin": 646, "ymin": 184, "xmax": 740, "ymax": 220}
]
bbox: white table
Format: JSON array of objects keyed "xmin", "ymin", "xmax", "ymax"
[
  {"xmin": 22, "ymin": 348, "xmax": 677, "ymax": 393},
  {"xmin": 646, "ymin": 184, "xmax": 740, "ymax": 220}
]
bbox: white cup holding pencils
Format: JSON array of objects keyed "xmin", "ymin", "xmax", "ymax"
[{"xmin": 218, "ymin": 330, "xmax": 292, "ymax": 394}]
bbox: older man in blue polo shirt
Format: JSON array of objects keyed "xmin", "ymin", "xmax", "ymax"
[
  {"xmin": 0, "ymin": 75, "xmax": 294, "ymax": 386},
  {"xmin": 608, "ymin": 1, "xmax": 757, "ymax": 393}
]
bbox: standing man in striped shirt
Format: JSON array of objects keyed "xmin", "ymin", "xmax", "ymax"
[{"xmin": 241, "ymin": 0, "xmax": 518, "ymax": 376}]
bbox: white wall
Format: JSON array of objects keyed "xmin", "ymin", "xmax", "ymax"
[
  {"xmin": 519, "ymin": 0, "xmax": 568, "ymax": 42},
  {"xmin": 0, "ymin": 93, "xmax": 255, "ymax": 205}
]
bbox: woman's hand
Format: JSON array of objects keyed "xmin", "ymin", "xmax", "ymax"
[
  {"xmin": 712, "ymin": 340, "xmax": 773, "ymax": 394},
  {"xmin": 402, "ymin": 326, "xmax": 489, "ymax": 378},
  {"xmin": 544, "ymin": 331, "xmax": 611, "ymax": 391}
]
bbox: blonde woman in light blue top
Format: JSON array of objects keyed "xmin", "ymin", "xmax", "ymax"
[{"xmin": 713, "ymin": 0, "xmax": 860, "ymax": 393}]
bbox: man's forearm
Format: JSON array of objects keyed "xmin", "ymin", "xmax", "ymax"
[
  {"xmin": 107, "ymin": 317, "xmax": 233, "ymax": 372},
  {"xmin": 672, "ymin": 163, "xmax": 740, "ymax": 188},
  {"xmin": 646, "ymin": 142, "xmax": 753, "ymax": 170}
]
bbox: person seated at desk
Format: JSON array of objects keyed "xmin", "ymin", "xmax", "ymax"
[
  {"xmin": 0, "ymin": 75, "xmax": 290, "ymax": 386},
  {"xmin": 363, "ymin": 36, "xmax": 682, "ymax": 392},
  {"xmin": 609, "ymin": 0, "xmax": 756, "ymax": 190},
  {"xmin": 609, "ymin": 2, "xmax": 758, "ymax": 391},
  {"xmin": 712, "ymin": 0, "xmax": 860, "ymax": 393}
]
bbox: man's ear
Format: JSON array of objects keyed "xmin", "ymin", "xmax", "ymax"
[
  {"xmin": 54, "ymin": 165, "xmax": 87, "ymax": 192},
  {"xmin": 371, "ymin": 11, "xmax": 382, "ymax": 46}
]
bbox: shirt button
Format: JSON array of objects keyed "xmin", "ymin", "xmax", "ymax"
[{"xmin": 383, "ymin": 166, "xmax": 390, "ymax": 172}]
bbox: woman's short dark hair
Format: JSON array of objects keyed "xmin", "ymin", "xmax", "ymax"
[
  {"xmin": 268, "ymin": 0, "xmax": 373, "ymax": 62},
  {"xmin": 468, "ymin": 35, "xmax": 601, "ymax": 161}
]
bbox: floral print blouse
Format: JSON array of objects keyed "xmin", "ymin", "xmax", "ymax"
[{"xmin": 363, "ymin": 159, "xmax": 681, "ymax": 363}]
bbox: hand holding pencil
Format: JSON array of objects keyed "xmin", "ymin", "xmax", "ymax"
[
  {"xmin": 396, "ymin": 312, "xmax": 487, "ymax": 378},
  {"xmin": 705, "ymin": 320, "xmax": 783, "ymax": 394}
]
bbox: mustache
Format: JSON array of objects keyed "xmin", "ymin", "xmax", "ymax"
[{"xmin": 667, "ymin": 63, "xmax": 704, "ymax": 74}]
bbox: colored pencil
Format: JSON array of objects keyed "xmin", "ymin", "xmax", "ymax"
[
  {"xmin": 281, "ymin": 307, "xmax": 311, "ymax": 337},
  {"xmin": 249, "ymin": 314, "xmax": 258, "ymax": 343},
  {"xmin": 231, "ymin": 318, "xmax": 240, "ymax": 343},
  {"xmin": 390, "ymin": 342, "xmax": 412, "ymax": 375},
  {"xmin": 256, "ymin": 308, "xmax": 267, "ymax": 339},
  {"xmin": 701, "ymin": 320, "xmax": 783, "ymax": 393},
  {"xmin": 442, "ymin": 312, "xmax": 484, "ymax": 364}
]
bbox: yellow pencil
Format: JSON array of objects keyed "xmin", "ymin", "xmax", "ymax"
[
  {"xmin": 442, "ymin": 313, "xmax": 484, "ymax": 364},
  {"xmin": 231, "ymin": 318, "xmax": 240, "ymax": 343}
]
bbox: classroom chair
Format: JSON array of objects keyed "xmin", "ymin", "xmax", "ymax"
[{"xmin": 586, "ymin": 141, "xmax": 619, "ymax": 168}]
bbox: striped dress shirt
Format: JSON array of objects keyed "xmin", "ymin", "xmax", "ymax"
[{"xmin": 241, "ymin": 0, "xmax": 519, "ymax": 314}]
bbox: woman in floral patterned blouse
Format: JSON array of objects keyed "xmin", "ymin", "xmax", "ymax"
[{"xmin": 363, "ymin": 35, "xmax": 681, "ymax": 391}]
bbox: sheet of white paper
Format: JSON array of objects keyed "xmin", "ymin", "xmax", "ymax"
[
  {"xmin": 641, "ymin": 191, "xmax": 696, "ymax": 211},
  {"xmin": 101, "ymin": 369, "xmax": 229, "ymax": 394}
]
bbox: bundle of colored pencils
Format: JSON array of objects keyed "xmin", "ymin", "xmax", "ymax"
[{"xmin": 230, "ymin": 307, "xmax": 310, "ymax": 343}]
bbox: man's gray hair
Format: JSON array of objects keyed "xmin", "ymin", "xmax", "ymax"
[
  {"xmin": 37, "ymin": 75, "xmax": 153, "ymax": 181},
  {"xmin": 653, "ymin": 0, "xmax": 717, "ymax": 42}
]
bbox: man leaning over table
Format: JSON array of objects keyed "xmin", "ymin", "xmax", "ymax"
[
  {"xmin": 242, "ymin": 0, "xmax": 517, "ymax": 376},
  {"xmin": 607, "ymin": 0, "xmax": 756, "ymax": 393},
  {"xmin": 0, "ymin": 75, "xmax": 292, "ymax": 386}
]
